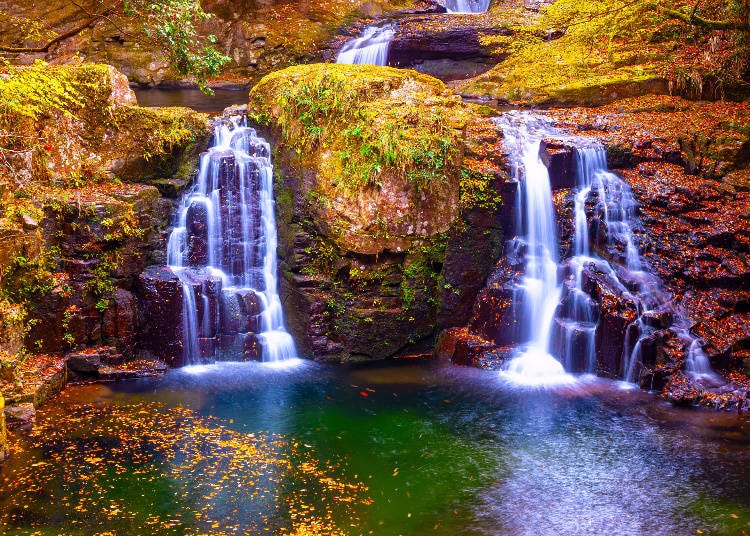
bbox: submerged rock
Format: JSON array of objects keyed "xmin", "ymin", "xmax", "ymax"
[{"xmin": 4, "ymin": 403, "xmax": 36, "ymax": 430}]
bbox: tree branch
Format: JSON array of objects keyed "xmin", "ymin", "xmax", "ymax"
[
  {"xmin": 661, "ymin": 6, "xmax": 750, "ymax": 31},
  {"xmin": 0, "ymin": 7, "xmax": 116, "ymax": 53}
]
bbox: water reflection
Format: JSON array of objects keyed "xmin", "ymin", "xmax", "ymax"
[{"xmin": 134, "ymin": 88, "xmax": 247, "ymax": 113}]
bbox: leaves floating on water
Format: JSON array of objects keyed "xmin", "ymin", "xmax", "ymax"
[{"xmin": 0, "ymin": 394, "xmax": 371, "ymax": 535}]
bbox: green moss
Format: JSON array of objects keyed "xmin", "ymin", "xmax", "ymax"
[
  {"xmin": 459, "ymin": 168, "xmax": 501, "ymax": 210},
  {"xmin": 462, "ymin": 34, "xmax": 667, "ymax": 104},
  {"xmin": 85, "ymin": 257, "xmax": 116, "ymax": 313},
  {"xmin": 0, "ymin": 252, "xmax": 55, "ymax": 306},
  {"xmin": 400, "ymin": 237, "xmax": 447, "ymax": 314},
  {"xmin": 249, "ymin": 64, "xmax": 469, "ymax": 193},
  {"xmin": 107, "ymin": 105, "xmax": 208, "ymax": 165}
]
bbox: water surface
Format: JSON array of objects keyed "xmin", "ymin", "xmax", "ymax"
[
  {"xmin": 134, "ymin": 88, "xmax": 247, "ymax": 113},
  {"xmin": 1, "ymin": 361, "xmax": 749, "ymax": 535}
]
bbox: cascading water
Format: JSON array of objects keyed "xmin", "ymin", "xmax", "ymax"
[
  {"xmin": 573, "ymin": 146, "xmax": 718, "ymax": 384},
  {"xmin": 496, "ymin": 114, "xmax": 572, "ymax": 385},
  {"xmin": 495, "ymin": 111, "xmax": 717, "ymax": 385},
  {"xmin": 336, "ymin": 25, "xmax": 396, "ymax": 66},
  {"xmin": 444, "ymin": 0, "xmax": 490, "ymax": 13},
  {"xmin": 167, "ymin": 116, "xmax": 296, "ymax": 364}
]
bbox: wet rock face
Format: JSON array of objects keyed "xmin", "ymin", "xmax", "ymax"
[
  {"xmin": 579, "ymin": 262, "xmax": 638, "ymax": 376},
  {"xmin": 186, "ymin": 202, "xmax": 210, "ymax": 267},
  {"xmin": 137, "ymin": 266, "xmax": 185, "ymax": 366},
  {"xmin": 435, "ymin": 328, "xmax": 513, "ymax": 369},
  {"xmin": 387, "ymin": 15, "xmax": 511, "ymax": 82},
  {"xmin": 540, "ymin": 138, "xmax": 577, "ymax": 190},
  {"xmin": 624, "ymin": 161, "xmax": 750, "ymax": 360},
  {"xmin": 137, "ymin": 265, "xmax": 258, "ymax": 367},
  {"xmin": 466, "ymin": 253, "xmax": 523, "ymax": 347}
]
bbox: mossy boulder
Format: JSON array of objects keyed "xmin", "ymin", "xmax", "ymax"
[
  {"xmin": 248, "ymin": 64, "xmax": 507, "ymax": 361},
  {"xmin": 0, "ymin": 63, "xmax": 210, "ymax": 363}
]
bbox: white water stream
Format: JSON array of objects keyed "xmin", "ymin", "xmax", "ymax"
[
  {"xmin": 167, "ymin": 117, "xmax": 296, "ymax": 364},
  {"xmin": 444, "ymin": 0, "xmax": 491, "ymax": 13},
  {"xmin": 496, "ymin": 112, "xmax": 717, "ymax": 385},
  {"xmin": 336, "ymin": 25, "xmax": 396, "ymax": 66}
]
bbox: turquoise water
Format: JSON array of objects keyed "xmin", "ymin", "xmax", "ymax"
[{"xmin": 2, "ymin": 360, "xmax": 749, "ymax": 535}]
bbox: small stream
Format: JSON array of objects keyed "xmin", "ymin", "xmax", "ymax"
[{"xmin": 1, "ymin": 362, "xmax": 749, "ymax": 535}]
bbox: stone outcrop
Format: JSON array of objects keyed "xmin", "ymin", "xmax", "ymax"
[
  {"xmin": 539, "ymin": 138, "xmax": 577, "ymax": 190},
  {"xmin": 249, "ymin": 64, "xmax": 507, "ymax": 361},
  {"xmin": 0, "ymin": 64, "xmax": 210, "ymax": 403},
  {"xmin": 1, "ymin": 0, "xmax": 428, "ymax": 87},
  {"xmin": 387, "ymin": 15, "xmax": 510, "ymax": 81}
]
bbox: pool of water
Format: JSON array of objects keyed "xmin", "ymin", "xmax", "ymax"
[
  {"xmin": 133, "ymin": 88, "xmax": 248, "ymax": 114},
  {"xmin": 1, "ymin": 360, "xmax": 749, "ymax": 535}
]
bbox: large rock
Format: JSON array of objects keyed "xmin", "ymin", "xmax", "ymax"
[
  {"xmin": 436, "ymin": 328, "xmax": 513, "ymax": 369},
  {"xmin": 4, "ymin": 403, "xmax": 36, "ymax": 430},
  {"xmin": 580, "ymin": 261, "xmax": 639, "ymax": 376},
  {"xmin": 66, "ymin": 352, "xmax": 103, "ymax": 373},
  {"xmin": 387, "ymin": 15, "xmax": 510, "ymax": 81},
  {"xmin": 137, "ymin": 266, "xmax": 185, "ymax": 366},
  {"xmin": 249, "ymin": 64, "xmax": 506, "ymax": 361},
  {"xmin": 540, "ymin": 138, "xmax": 577, "ymax": 190}
]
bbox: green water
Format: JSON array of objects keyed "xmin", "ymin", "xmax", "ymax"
[{"xmin": 1, "ymin": 360, "xmax": 750, "ymax": 535}]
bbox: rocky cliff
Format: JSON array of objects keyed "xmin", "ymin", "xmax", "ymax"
[
  {"xmin": 1, "ymin": 0, "xmax": 422, "ymax": 87},
  {"xmin": 0, "ymin": 63, "xmax": 209, "ymax": 413}
]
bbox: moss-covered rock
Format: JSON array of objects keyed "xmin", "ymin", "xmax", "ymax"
[
  {"xmin": 0, "ymin": 63, "xmax": 210, "ymax": 372},
  {"xmin": 248, "ymin": 64, "xmax": 507, "ymax": 361},
  {"xmin": 459, "ymin": 35, "xmax": 670, "ymax": 105}
]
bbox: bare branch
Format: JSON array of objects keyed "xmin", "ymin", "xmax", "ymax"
[
  {"xmin": 661, "ymin": 6, "xmax": 750, "ymax": 31},
  {"xmin": 0, "ymin": 6, "xmax": 116, "ymax": 53}
]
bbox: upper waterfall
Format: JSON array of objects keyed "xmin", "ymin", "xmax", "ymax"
[
  {"xmin": 444, "ymin": 0, "xmax": 490, "ymax": 13},
  {"xmin": 336, "ymin": 25, "xmax": 396, "ymax": 66}
]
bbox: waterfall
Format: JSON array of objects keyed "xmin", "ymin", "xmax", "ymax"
[
  {"xmin": 444, "ymin": 0, "xmax": 490, "ymax": 13},
  {"xmin": 496, "ymin": 113, "xmax": 572, "ymax": 385},
  {"xmin": 336, "ymin": 25, "xmax": 396, "ymax": 66},
  {"xmin": 495, "ymin": 111, "xmax": 717, "ymax": 385},
  {"xmin": 573, "ymin": 146, "xmax": 717, "ymax": 384},
  {"xmin": 167, "ymin": 116, "xmax": 296, "ymax": 364}
]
